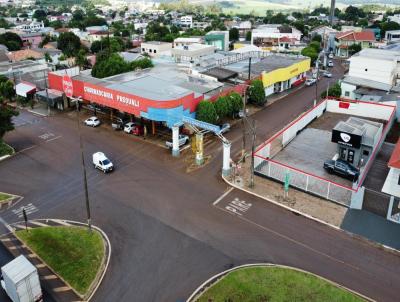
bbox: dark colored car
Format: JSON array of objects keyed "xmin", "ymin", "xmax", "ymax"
[
  {"xmin": 323, "ymin": 159, "xmax": 360, "ymax": 181},
  {"xmin": 131, "ymin": 125, "xmax": 144, "ymax": 136}
]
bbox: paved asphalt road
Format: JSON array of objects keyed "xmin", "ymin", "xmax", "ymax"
[{"xmin": 2, "ymin": 61, "xmax": 400, "ymax": 302}]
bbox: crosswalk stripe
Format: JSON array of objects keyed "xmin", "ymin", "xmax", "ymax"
[
  {"xmin": 36, "ymin": 263, "xmax": 46, "ymax": 268},
  {"xmin": 41, "ymin": 274, "xmax": 57, "ymax": 280}
]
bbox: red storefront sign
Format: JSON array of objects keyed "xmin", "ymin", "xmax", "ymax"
[
  {"xmin": 339, "ymin": 101, "xmax": 350, "ymax": 109},
  {"xmin": 62, "ymin": 75, "xmax": 73, "ymax": 98}
]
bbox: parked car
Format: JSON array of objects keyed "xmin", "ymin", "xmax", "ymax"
[
  {"xmin": 237, "ymin": 109, "xmax": 249, "ymax": 118},
  {"xmin": 328, "ymin": 60, "xmax": 334, "ymax": 67},
  {"xmin": 166, "ymin": 134, "xmax": 189, "ymax": 149},
  {"xmin": 323, "ymin": 71, "xmax": 332, "ymax": 78},
  {"xmin": 305, "ymin": 78, "xmax": 317, "ymax": 86},
  {"xmin": 92, "ymin": 152, "xmax": 114, "ymax": 173},
  {"xmin": 124, "ymin": 122, "xmax": 136, "ymax": 134},
  {"xmin": 323, "ymin": 159, "xmax": 359, "ymax": 181},
  {"xmin": 218, "ymin": 123, "xmax": 231, "ymax": 134},
  {"xmin": 84, "ymin": 116, "xmax": 101, "ymax": 127},
  {"xmin": 328, "ymin": 53, "xmax": 334, "ymax": 59},
  {"xmin": 1, "ymin": 255, "xmax": 42, "ymax": 302},
  {"xmin": 131, "ymin": 124, "xmax": 144, "ymax": 136},
  {"xmin": 112, "ymin": 117, "xmax": 127, "ymax": 131}
]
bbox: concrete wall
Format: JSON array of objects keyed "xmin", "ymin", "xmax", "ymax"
[
  {"xmin": 348, "ymin": 56, "xmax": 396, "ymax": 86},
  {"xmin": 326, "ymin": 99, "xmax": 395, "ymax": 121}
]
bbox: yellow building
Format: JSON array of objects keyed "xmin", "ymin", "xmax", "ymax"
[{"xmin": 261, "ymin": 56, "xmax": 310, "ymax": 96}]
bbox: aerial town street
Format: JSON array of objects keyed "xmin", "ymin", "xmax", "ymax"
[{"xmin": 1, "ymin": 62, "xmax": 400, "ymax": 302}]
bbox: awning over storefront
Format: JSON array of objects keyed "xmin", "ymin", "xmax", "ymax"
[
  {"xmin": 36, "ymin": 89, "xmax": 63, "ymax": 106},
  {"xmin": 16, "ymin": 82, "xmax": 36, "ymax": 97}
]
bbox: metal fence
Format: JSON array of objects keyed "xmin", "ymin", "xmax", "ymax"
[{"xmin": 255, "ymin": 159, "xmax": 353, "ymax": 206}]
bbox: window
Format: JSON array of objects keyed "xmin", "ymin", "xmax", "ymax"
[
  {"xmin": 363, "ymin": 150, "xmax": 369, "ymax": 156},
  {"xmin": 345, "ymin": 91, "xmax": 350, "ymax": 97},
  {"xmin": 142, "ymin": 48, "xmax": 145, "ymax": 51},
  {"xmin": 154, "ymin": 49, "xmax": 157, "ymax": 53},
  {"xmin": 398, "ymin": 175, "xmax": 400, "ymax": 185},
  {"xmin": 365, "ymin": 68, "xmax": 368, "ymax": 72}
]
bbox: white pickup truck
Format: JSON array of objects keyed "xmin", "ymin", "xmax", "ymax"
[{"xmin": 165, "ymin": 135, "xmax": 189, "ymax": 149}]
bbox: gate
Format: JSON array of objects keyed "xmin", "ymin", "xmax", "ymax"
[{"xmin": 362, "ymin": 188, "xmax": 391, "ymax": 217}]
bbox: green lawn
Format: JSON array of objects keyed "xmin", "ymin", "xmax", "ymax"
[
  {"xmin": 17, "ymin": 226, "xmax": 104, "ymax": 295},
  {"xmin": 0, "ymin": 141, "xmax": 13, "ymax": 157},
  {"xmin": 197, "ymin": 266, "xmax": 365, "ymax": 302},
  {"xmin": 0, "ymin": 192, "xmax": 12, "ymax": 202}
]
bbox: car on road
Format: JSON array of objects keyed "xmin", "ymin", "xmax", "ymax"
[
  {"xmin": 112, "ymin": 117, "xmax": 128, "ymax": 131},
  {"xmin": 92, "ymin": 152, "xmax": 113, "ymax": 173},
  {"xmin": 328, "ymin": 53, "xmax": 334, "ymax": 59},
  {"xmin": 323, "ymin": 71, "xmax": 332, "ymax": 78},
  {"xmin": 218, "ymin": 123, "xmax": 231, "ymax": 134},
  {"xmin": 124, "ymin": 122, "xmax": 136, "ymax": 134},
  {"xmin": 305, "ymin": 78, "xmax": 317, "ymax": 86},
  {"xmin": 84, "ymin": 116, "xmax": 101, "ymax": 127},
  {"xmin": 328, "ymin": 60, "xmax": 334, "ymax": 67},
  {"xmin": 166, "ymin": 134, "xmax": 189, "ymax": 149},
  {"xmin": 323, "ymin": 159, "xmax": 359, "ymax": 181}
]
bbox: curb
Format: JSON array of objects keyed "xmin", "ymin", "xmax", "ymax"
[
  {"xmin": 186, "ymin": 263, "xmax": 374, "ymax": 302},
  {"xmin": 0, "ymin": 142, "xmax": 15, "ymax": 163},
  {"xmin": 4, "ymin": 219, "xmax": 111, "ymax": 302},
  {"xmin": 222, "ymin": 175, "xmax": 400, "ymax": 256},
  {"xmin": 0, "ymin": 193, "xmax": 23, "ymax": 212}
]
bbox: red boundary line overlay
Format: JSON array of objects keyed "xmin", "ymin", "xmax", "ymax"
[{"xmin": 254, "ymin": 97, "xmax": 397, "ymax": 193}]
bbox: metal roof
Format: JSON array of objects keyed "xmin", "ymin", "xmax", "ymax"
[
  {"xmin": 333, "ymin": 117, "xmax": 382, "ymax": 147},
  {"xmin": 1, "ymin": 255, "xmax": 36, "ymax": 284},
  {"xmin": 342, "ymin": 75, "xmax": 392, "ymax": 92}
]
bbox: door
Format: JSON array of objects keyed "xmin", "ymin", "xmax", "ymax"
[
  {"xmin": 348, "ymin": 150, "xmax": 354, "ymax": 164},
  {"xmin": 340, "ymin": 147, "xmax": 347, "ymax": 160}
]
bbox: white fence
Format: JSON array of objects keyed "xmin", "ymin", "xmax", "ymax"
[{"xmin": 254, "ymin": 98, "xmax": 397, "ymax": 207}]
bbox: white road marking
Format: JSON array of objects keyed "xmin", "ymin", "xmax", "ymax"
[
  {"xmin": 53, "ymin": 219, "xmax": 71, "ymax": 226},
  {"xmin": 46, "ymin": 135, "xmax": 62, "ymax": 142},
  {"xmin": 12, "ymin": 203, "xmax": 38, "ymax": 218},
  {"xmin": 29, "ymin": 221, "xmax": 48, "ymax": 227},
  {"xmin": 53, "ymin": 286, "xmax": 70, "ymax": 292},
  {"xmin": 38, "ymin": 132, "xmax": 55, "ymax": 140},
  {"xmin": 15, "ymin": 145, "xmax": 37, "ymax": 154},
  {"xmin": 213, "ymin": 187, "xmax": 234, "ymax": 206},
  {"xmin": 0, "ymin": 216, "xmax": 13, "ymax": 232},
  {"xmin": 41, "ymin": 275, "xmax": 57, "ymax": 280},
  {"xmin": 225, "ymin": 198, "xmax": 252, "ymax": 216}
]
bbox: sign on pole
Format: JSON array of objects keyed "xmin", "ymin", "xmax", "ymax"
[
  {"xmin": 284, "ymin": 171, "xmax": 291, "ymax": 193},
  {"xmin": 62, "ymin": 74, "xmax": 73, "ymax": 98},
  {"xmin": 182, "ymin": 116, "xmax": 221, "ymax": 134}
]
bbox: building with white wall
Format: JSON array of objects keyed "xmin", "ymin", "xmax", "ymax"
[
  {"xmin": 173, "ymin": 37, "xmax": 204, "ymax": 48},
  {"xmin": 388, "ymin": 14, "xmax": 400, "ymax": 25},
  {"xmin": 172, "ymin": 43, "xmax": 215, "ymax": 63},
  {"xmin": 180, "ymin": 15, "xmax": 193, "ymax": 28},
  {"xmin": 341, "ymin": 48, "xmax": 400, "ymax": 99},
  {"xmin": 141, "ymin": 41, "xmax": 172, "ymax": 57},
  {"xmin": 383, "ymin": 139, "xmax": 400, "ymax": 198},
  {"xmin": 386, "ymin": 30, "xmax": 400, "ymax": 43},
  {"xmin": 205, "ymin": 31, "xmax": 229, "ymax": 51},
  {"xmin": 251, "ymin": 24, "xmax": 302, "ymax": 50}
]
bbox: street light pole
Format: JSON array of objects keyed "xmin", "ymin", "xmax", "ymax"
[
  {"xmin": 250, "ymin": 118, "xmax": 256, "ymax": 188},
  {"xmin": 72, "ymin": 97, "xmax": 92, "ymax": 230},
  {"xmin": 241, "ymin": 90, "xmax": 247, "ymax": 161}
]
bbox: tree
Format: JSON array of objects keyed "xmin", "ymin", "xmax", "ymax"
[
  {"xmin": 229, "ymin": 27, "xmax": 239, "ymax": 41},
  {"xmin": 90, "ymin": 40, "xmax": 102, "ymax": 53},
  {"xmin": 75, "ymin": 49, "xmax": 88, "ymax": 70},
  {"xmin": 91, "ymin": 53, "xmax": 129, "ymax": 78},
  {"xmin": 301, "ymin": 47, "xmax": 318, "ymax": 64},
  {"xmin": 196, "ymin": 101, "xmax": 218, "ymax": 125},
  {"xmin": 214, "ymin": 96, "xmax": 229, "ymax": 121},
  {"xmin": 49, "ymin": 20, "xmax": 63, "ymax": 29},
  {"xmin": 343, "ymin": 6, "xmax": 365, "ymax": 22},
  {"xmin": 311, "ymin": 34, "xmax": 322, "ymax": 43},
  {"xmin": 348, "ymin": 43, "xmax": 361, "ymax": 55},
  {"xmin": 309, "ymin": 41, "xmax": 321, "ymax": 53},
  {"xmin": 379, "ymin": 21, "xmax": 400, "ymax": 37},
  {"xmin": 0, "ymin": 32, "xmax": 23, "ymax": 51},
  {"xmin": 130, "ymin": 58, "xmax": 153, "ymax": 70},
  {"xmin": 44, "ymin": 52, "xmax": 52, "ymax": 63},
  {"xmin": 57, "ymin": 32, "xmax": 81, "ymax": 57},
  {"xmin": 0, "ymin": 80, "xmax": 15, "ymax": 101},
  {"xmin": 0, "ymin": 96, "xmax": 18, "ymax": 139},
  {"xmin": 248, "ymin": 79, "xmax": 266, "ymax": 106},
  {"xmin": 228, "ymin": 92, "xmax": 243, "ymax": 115},
  {"xmin": 321, "ymin": 82, "xmax": 341, "ymax": 98},
  {"xmin": 246, "ymin": 31, "xmax": 251, "ymax": 41},
  {"xmin": 33, "ymin": 9, "xmax": 47, "ymax": 21}
]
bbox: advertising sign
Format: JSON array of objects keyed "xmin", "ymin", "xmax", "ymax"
[
  {"xmin": 331, "ymin": 129, "xmax": 362, "ymax": 149},
  {"xmin": 62, "ymin": 75, "xmax": 73, "ymax": 98}
]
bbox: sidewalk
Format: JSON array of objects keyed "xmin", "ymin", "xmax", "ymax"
[{"xmin": 0, "ymin": 219, "xmax": 111, "ymax": 302}]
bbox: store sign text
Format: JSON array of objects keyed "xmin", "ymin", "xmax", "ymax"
[{"xmin": 84, "ymin": 85, "xmax": 140, "ymax": 108}]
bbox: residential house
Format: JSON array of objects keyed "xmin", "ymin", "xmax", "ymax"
[
  {"xmin": 335, "ymin": 31, "xmax": 375, "ymax": 57},
  {"xmin": 388, "ymin": 14, "xmax": 400, "ymax": 25},
  {"xmin": 251, "ymin": 24, "xmax": 302, "ymax": 51},
  {"xmin": 15, "ymin": 21, "xmax": 44, "ymax": 32},
  {"xmin": 87, "ymin": 30, "xmax": 114, "ymax": 43},
  {"xmin": 141, "ymin": 41, "xmax": 172, "ymax": 57},
  {"xmin": 205, "ymin": 31, "xmax": 229, "ymax": 51},
  {"xmin": 173, "ymin": 37, "xmax": 204, "ymax": 48},
  {"xmin": 386, "ymin": 30, "xmax": 400, "ymax": 43},
  {"xmin": 180, "ymin": 15, "xmax": 193, "ymax": 28}
]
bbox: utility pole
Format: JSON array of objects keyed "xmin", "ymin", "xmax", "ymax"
[
  {"xmin": 250, "ymin": 118, "xmax": 256, "ymax": 188},
  {"xmin": 44, "ymin": 70, "xmax": 50, "ymax": 116},
  {"xmin": 314, "ymin": 57, "xmax": 320, "ymax": 106},
  {"xmin": 73, "ymin": 97, "xmax": 92, "ymax": 230},
  {"xmin": 241, "ymin": 89, "xmax": 247, "ymax": 161}
]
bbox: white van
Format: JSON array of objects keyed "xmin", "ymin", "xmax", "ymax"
[{"xmin": 92, "ymin": 152, "xmax": 114, "ymax": 173}]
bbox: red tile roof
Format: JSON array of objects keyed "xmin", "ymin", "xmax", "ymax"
[
  {"xmin": 388, "ymin": 139, "xmax": 400, "ymax": 169},
  {"xmin": 336, "ymin": 31, "xmax": 375, "ymax": 42}
]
